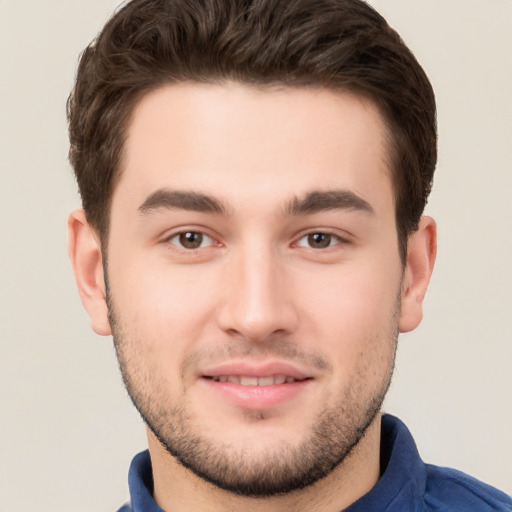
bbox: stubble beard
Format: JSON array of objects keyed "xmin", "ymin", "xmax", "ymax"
[{"xmin": 107, "ymin": 291, "xmax": 399, "ymax": 497}]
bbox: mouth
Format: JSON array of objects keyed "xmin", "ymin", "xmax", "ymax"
[
  {"xmin": 205, "ymin": 375, "xmax": 309, "ymax": 386},
  {"xmin": 200, "ymin": 363, "xmax": 315, "ymax": 410}
]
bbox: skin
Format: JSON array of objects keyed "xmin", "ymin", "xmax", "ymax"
[{"xmin": 69, "ymin": 83, "xmax": 436, "ymax": 511}]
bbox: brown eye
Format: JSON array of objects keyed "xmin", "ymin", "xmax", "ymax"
[
  {"xmin": 306, "ymin": 233, "xmax": 333, "ymax": 249},
  {"xmin": 170, "ymin": 231, "xmax": 212, "ymax": 249},
  {"xmin": 179, "ymin": 232, "xmax": 203, "ymax": 249}
]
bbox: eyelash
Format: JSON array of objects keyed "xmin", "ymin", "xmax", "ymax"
[
  {"xmin": 295, "ymin": 232, "xmax": 346, "ymax": 250},
  {"xmin": 166, "ymin": 230, "xmax": 217, "ymax": 250}
]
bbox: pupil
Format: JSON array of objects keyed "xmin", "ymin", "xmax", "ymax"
[
  {"xmin": 308, "ymin": 233, "xmax": 331, "ymax": 248},
  {"xmin": 180, "ymin": 232, "xmax": 202, "ymax": 248}
]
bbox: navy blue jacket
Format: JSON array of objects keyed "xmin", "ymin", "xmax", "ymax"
[{"xmin": 117, "ymin": 415, "xmax": 512, "ymax": 511}]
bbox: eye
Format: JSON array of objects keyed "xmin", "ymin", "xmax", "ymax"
[
  {"xmin": 296, "ymin": 232, "xmax": 341, "ymax": 249},
  {"xmin": 168, "ymin": 231, "xmax": 214, "ymax": 250}
]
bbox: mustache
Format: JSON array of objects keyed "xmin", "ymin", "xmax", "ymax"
[{"xmin": 181, "ymin": 339, "xmax": 331, "ymax": 376}]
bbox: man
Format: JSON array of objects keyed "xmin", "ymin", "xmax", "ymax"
[{"xmin": 66, "ymin": 0, "xmax": 512, "ymax": 510}]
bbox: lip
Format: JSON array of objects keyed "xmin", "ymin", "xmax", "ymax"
[
  {"xmin": 201, "ymin": 361, "xmax": 311, "ymax": 380},
  {"xmin": 200, "ymin": 361, "xmax": 314, "ymax": 410}
]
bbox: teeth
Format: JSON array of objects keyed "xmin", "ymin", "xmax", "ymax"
[
  {"xmin": 240, "ymin": 376, "xmax": 258, "ymax": 386},
  {"xmin": 211, "ymin": 375, "xmax": 298, "ymax": 386},
  {"xmin": 257, "ymin": 377, "xmax": 274, "ymax": 386}
]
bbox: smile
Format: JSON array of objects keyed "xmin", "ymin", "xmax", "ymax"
[{"xmin": 208, "ymin": 375, "xmax": 305, "ymax": 386}]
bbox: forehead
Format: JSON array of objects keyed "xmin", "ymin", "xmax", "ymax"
[{"xmin": 115, "ymin": 82, "xmax": 393, "ymax": 214}]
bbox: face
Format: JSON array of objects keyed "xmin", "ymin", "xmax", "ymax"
[{"xmin": 105, "ymin": 83, "xmax": 405, "ymax": 495}]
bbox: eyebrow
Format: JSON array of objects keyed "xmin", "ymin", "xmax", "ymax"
[
  {"xmin": 138, "ymin": 188, "xmax": 374, "ymax": 218},
  {"xmin": 138, "ymin": 189, "xmax": 227, "ymax": 215},
  {"xmin": 285, "ymin": 189, "xmax": 375, "ymax": 216}
]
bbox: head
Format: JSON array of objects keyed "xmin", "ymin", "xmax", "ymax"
[
  {"xmin": 68, "ymin": 0, "xmax": 436, "ymax": 262},
  {"xmin": 68, "ymin": 0, "xmax": 437, "ymax": 500}
]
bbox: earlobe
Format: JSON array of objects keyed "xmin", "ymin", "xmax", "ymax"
[
  {"xmin": 68, "ymin": 210, "xmax": 112, "ymax": 336},
  {"xmin": 399, "ymin": 216, "xmax": 437, "ymax": 333}
]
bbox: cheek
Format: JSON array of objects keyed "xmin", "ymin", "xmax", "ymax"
[
  {"xmin": 109, "ymin": 256, "xmax": 222, "ymax": 353},
  {"xmin": 298, "ymin": 258, "xmax": 401, "ymax": 365}
]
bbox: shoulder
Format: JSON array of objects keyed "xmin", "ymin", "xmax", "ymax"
[
  {"xmin": 116, "ymin": 504, "xmax": 132, "ymax": 512},
  {"xmin": 423, "ymin": 464, "xmax": 512, "ymax": 511}
]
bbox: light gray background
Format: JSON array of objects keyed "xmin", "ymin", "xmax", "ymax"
[{"xmin": 1, "ymin": 1, "xmax": 511, "ymax": 510}]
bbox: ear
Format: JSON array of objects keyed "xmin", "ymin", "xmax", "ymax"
[
  {"xmin": 68, "ymin": 210, "xmax": 111, "ymax": 336},
  {"xmin": 399, "ymin": 216, "xmax": 437, "ymax": 333}
]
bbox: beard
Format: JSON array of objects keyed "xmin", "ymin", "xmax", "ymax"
[{"xmin": 107, "ymin": 288, "xmax": 399, "ymax": 497}]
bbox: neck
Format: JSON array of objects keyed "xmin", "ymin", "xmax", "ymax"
[{"xmin": 148, "ymin": 414, "xmax": 382, "ymax": 512}]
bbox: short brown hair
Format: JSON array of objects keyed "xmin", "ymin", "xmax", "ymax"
[{"xmin": 67, "ymin": 0, "xmax": 437, "ymax": 260}]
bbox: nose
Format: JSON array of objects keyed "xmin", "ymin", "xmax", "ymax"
[{"xmin": 217, "ymin": 245, "xmax": 299, "ymax": 343}]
